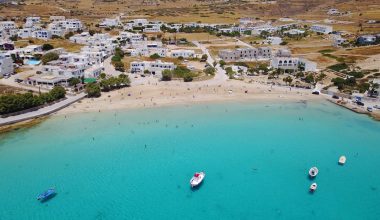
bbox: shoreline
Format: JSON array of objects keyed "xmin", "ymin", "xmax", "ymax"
[
  {"xmin": 56, "ymin": 80, "xmax": 323, "ymax": 116},
  {"xmin": 1, "ymin": 79, "xmax": 379, "ymax": 133}
]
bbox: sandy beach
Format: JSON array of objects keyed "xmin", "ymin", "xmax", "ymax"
[{"xmin": 58, "ymin": 78, "xmax": 323, "ymax": 115}]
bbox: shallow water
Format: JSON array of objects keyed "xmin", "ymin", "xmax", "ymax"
[{"xmin": 0, "ymin": 100, "xmax": 379, "ymax": 219}]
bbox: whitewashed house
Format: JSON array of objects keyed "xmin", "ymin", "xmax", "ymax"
[
  {"xmin": 219, "ymin": 47, "xmax": 271, "ymax": 62},
  {"xmin": 310, "ymin": 25, "xmax": 333, "ymax": 34},
  {"xmin": 143, "ymin": 24, "xmax": 162, "ymax": 33},
  {"xmin": 170, "ymin": 49, "xmax": 195, "ymax": 58},
  {"xmin": 49, "ymin": 16, "xmax": 66, "ymax": 22},
  {"xmin": 130, "ymin": 60, "xmax": 176, "ymax": 75},
  {"xmin": 18, "ymin": 28, "xmax": 34, "ymax": 38},
  {"xmin": 266, "ymin": 37, "xmax": 282, "ymax": 45},
  {"xmin": 0, "ymin": 21, "xmax": 16, "ymax": 30},
  {"xmin": 120, "ymin": 32, "xmax": 144, "ymax": 42},
  {"xmin": 99, "ymin": 17, "xmax": 121, "ymax": 28},
  {"xmin": 33, "ymin": 30, "xmax": 52, "ymax": 40},
  {"xmin": 24, "ymin": 16, "xmax": 41, "ymax": 28}
]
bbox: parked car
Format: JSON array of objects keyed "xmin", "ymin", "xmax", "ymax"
[
  {"xmin": 3, "ymin": 73, "xmax": 11, "ymax": 79},
  {"xmin": 332, "ymin": 95, "xmax": 339, "ymax": 99},
  {"xmin": 356, "ymin": 101, "xmax": 365, "ymax": 106},
  {"xmin": 312, "ymin": 91, "xmax": 320, "ymax": 95}
]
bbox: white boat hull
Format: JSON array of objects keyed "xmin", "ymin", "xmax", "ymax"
[{"xmin": 190, "ymin": 172, "xmax": 205, "ymax": 188}]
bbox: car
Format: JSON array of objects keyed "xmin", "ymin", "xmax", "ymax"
[
  {"xmin": 374, "ymin": 105, "xmax": 380, "ymax": 110},
  {"xmin": 140, "ymin": 74, "xmax": 145, "ymax": 77},
  {"xmin": 356, "ymin": 101, "xmax": 365, "ymax": 106},
  {"xmin": 332, "ymin": 95, "xmax": 339, "ymax": 99},
  {"xmin": 312, "ymin": 91, "xmax": 320, "ymax": 95},
  {"xmin": 3, "ymin": 73, "xmax": 11, "ymax": 79},
  {"xmin": 14, "ymin": 78, "xmax": 23, "ymax": 83}
]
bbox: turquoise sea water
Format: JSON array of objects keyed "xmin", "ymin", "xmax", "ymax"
[{"xmin": 0, "ymin": 100, "xmax": 380, "ymax": 220}]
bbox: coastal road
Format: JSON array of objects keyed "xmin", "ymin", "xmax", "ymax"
[
  {"xmin": 0, "ymin": 93, "xmax": 86, "ymax": 126},
  {"xmin": 192, "ymin": 41, "xmax": 228, "ymax": 85}
]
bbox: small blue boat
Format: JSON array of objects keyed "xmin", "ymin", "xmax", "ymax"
[{"xmin": 37, "ymin": 188, "xmax": 56, "ymax": 201}]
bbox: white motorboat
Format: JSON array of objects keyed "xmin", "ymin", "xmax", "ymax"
[
  {"xmin": 310, "ymin": 183, "xmax": 317, "ymax": 192},
  {"xmin": 339, "ymin": 156, "xmax": 346, "ymax": 165},
  {"xmin": 309, "ymin": 167, "xmax": 318, "ymax": 178},
  {"xmin": 190, "ymin": 172, "xmax": 205, "ymax": 188}
]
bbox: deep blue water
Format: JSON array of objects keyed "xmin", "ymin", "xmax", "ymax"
[{"xmin": 0, "ymin": 100, "xmax": 379, "ymax": 219}]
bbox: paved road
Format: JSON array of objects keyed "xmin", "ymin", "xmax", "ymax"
[
  {"xmin": 0, "ymin": 93, "xmax": 86, "ymax": 126},
  {"xmin": 193, "ymin": 41, "xmax": 228, "ymax": 84},
  {"xmin": 104, "ymin": 56, "xmax": 123, "ymax": 76}
]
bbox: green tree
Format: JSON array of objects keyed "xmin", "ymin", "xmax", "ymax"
[
  {"xmin": 86, "ymin": 82, "xmax": 101, "ymax": 97},
  {"xmin": 150, "ymin": 53, "xmax": 161, "ymax": 59},
  {"xmin": 201, "ymin": 54, "xmax": 208, "ymax": 61},
  {"xmin": 50, "ymin": 86, "xmax": 66, "ymax": 100},
  {"xmin": 42, "ymin": 44, "xmax": 54, "ymax": 51},
  {"xmin": 204, "ymin": 67, "xmax": 216, "ymax": 75},
  {"xmin": 219, "ymin": 60, "xmax": 226, "ymax": 67},
  {"xmin": 162, "ymin": 70, "xmax": 172, "ymax": 81},
  {"xmin": 304, "ymin": 73, "xmax": 314, "ymax": 84},
  {"xmin": 69, "ymin": 77, "xmax": 81, "ymax": 87},
  {"xmin": 41, "ymin": 52, "xmax": 59, "ymax": 64},
  {"xmin": 283, "ymin": 76, "xmax": 293, "ymax": 85},
  {"xmin": 64, "ymin": 32, "xmax": 74, "ymax": 39}
]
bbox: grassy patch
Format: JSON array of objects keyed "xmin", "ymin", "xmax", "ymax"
[{"xmin": 328, "ymin": 63, "xmax": 349, "ymax": 72}]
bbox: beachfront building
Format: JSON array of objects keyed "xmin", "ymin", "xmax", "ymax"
[
  {"xmin": 310, "ymin": 24, "xmax": 333, "ymax": 34},
  {"xmin": 130, "ymin": 60, "xmax": 176, "ymax": 75},
  {"xmin": 0, "ymin": 53, "xmax": 14, "ymax": 77},
  {"xmin": 170, "ymin": 49, "xmax": 195, "ymax": 58},
  {"xmin": 219, "ymin": 47, "xmax": 272, "ymax": 62}
]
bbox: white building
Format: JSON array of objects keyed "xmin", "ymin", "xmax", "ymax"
[
  {"xmin": 24, "ymin": 16, "xmax": 41, "ymax": 28},
  {"xmin": 120, "ymin": 32, "xmax": 144, "ymax": 42},
  {"xmin": 310, "ymin": 24, "xmax": 333, "ymax": 34},
  {"xmin": 266, "ymin": 37, "xmax": 282, "ymax": 45},
  {"xmin": 0, "ymin": 53, "xmax": 14, "ymax": 77},
  {"xmin": 0, "ymin": 21, "xmax": 16, "ymax": 30},
  {"xmin": 170, "ymin": 49, "xmax": 195, "ymax": 58},
  {"xmin": 99, "ymin": 18, "xmax": 121, "ymax": 28},
  {"xmin": 143, "ymin": 24, "xmax": 161, "ymax": 33},
  {"xmin": 219, "ymin": 47, "xmax": 272, "ymax": 62},
  {"xmin": 18, "ymin": 28, "xmax": 34, "ymax": 39},
  {"xmin": 124, "ymin": 19, "xmax": 149, "ymax": 30},
  {"xmin": 33, "ymin": 30, "xmax": 52, "ymax": 40},
  {"xmin": 130, "ymin": 60, "xmax": 176, "ymax": 75},
  {"xmin": 271, "ymin": 57, "xmax": 317, "ymax": 72},
  {"xmin": 49, "ymin": 16, "xmax": 66, "ymax": 22}
]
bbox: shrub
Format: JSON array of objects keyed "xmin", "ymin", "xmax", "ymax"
[
  {"xmin": 42, "ymin": 44, "xmax": 54, "ymax": 51},
  {"xmin": 41, "ymin": 52, "xmax": 59, "ymax": 64},
  {"xmin": 161, "ymin": 70, "xmax": 172, "ymax": 81},
  {"xmin": 86, "ymin": 82, "xmax": 101, "ymax": 97},
  {"xmin": 150, "ymin": 53, "xmax": 161, "ymax": 59}
]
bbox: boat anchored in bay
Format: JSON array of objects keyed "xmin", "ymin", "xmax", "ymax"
[
  {"xmin": 37, "ymin": 188, "xmax": 56, "ymax": 202},
  {"xmin": 310, "ymin": 183, "xmax": 317, "ymax": 192},
  {"xmin": 339, "ymin": 156, "xmax": 346, "ymax": 165},
  {"xmin": 190, "ymin": 172, "xmax": 205, "ymax": 188},
  {"xmin": 309, "ymin": 167, "xmax": 318, "ymax": 178}
]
